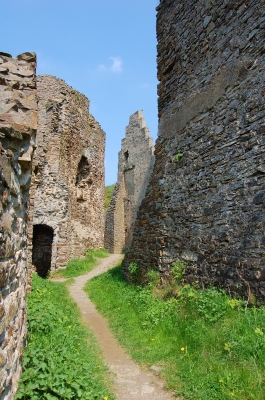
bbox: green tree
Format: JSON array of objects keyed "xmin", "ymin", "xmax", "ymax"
[{"xmin": 104, "ymin": 184, "xmax": 115, "ymax": 211}]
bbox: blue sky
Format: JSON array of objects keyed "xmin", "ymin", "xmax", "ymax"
[{"xmin": 2, "ymin": 0, "xmax": 159, "ymax": 185}]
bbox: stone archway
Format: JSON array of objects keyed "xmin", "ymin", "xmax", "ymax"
[{"xmin": 32, "ymin": 224, "xmax": 54, "ymax": 278}]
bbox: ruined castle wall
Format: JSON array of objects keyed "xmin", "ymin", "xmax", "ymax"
[
  {"xmin": 104, "ymin": 178, "xmax": 125, "ymax": 253},
  {"xmin": 28, "ymin": 75, "xmax": 105, "ymax": 277},
  {"xmin": 123, "ymin": 0, "xmax": 265, "ymax": 301},
  {"xmin": 0, "ymin": 52, "xmax": 37, "ymax": 399},
  {"xmin": 104, "ymin": 111, "xmax": 154, "ymax": 253}
]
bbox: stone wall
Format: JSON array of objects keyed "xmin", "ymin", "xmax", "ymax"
[
  {"xmin": 28, "ymin": 75, "xmax": 105, "ymax": 278},
  {"xmin": 0, "ymin": 52, "xmax": 37, "ymax": 399},
  {"xmin": 123, "ymin": 0, "xmax": 265, "ymax": 302},
  {"xmin": 104, "ymin": 180, "xmax": 126, "ymax": 254},
  {"xmin": 105, "ymin": 111, "xmax": 154, "ymax": 253}
]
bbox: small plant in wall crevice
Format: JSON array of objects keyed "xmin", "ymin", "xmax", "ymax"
[
  {"xmin": 171, "ymin": 260, "xmax": 187, "ymax": 284},
  {"xmin": 128, "ymin": 262, "xmax": 139, "ymax": 276},
  {"xmin": 172, "ymin": 152, "xmax": 183, "ymax": 162},
  {"xmin": 128, "ymin": 261, "xmax": 141, "ymax": 284}
]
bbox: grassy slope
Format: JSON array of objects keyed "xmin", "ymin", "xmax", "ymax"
[
  {"xmin": 16, "ymin": 274, "xmax": 115, "ymax": 400},
  {"xmin": 51, "ymin": 248, "xmax": 109, "ymax": 279},
  {"xmin": 85, "ymin": 264, "xmax": 265, "ymax": 400}
]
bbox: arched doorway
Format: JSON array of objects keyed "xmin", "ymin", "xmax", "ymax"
[{"xmin": 32, "ymin": 224, "xmax": 54, "ymax": 278}]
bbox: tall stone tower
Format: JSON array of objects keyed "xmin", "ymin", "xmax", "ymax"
[
  {"xmin": 104, "ymin": 110, "xmax": 154, "ymax": 253},
  {"xmin": 27, "ymin": 75, "xmax": 105, "ymax": 279}
]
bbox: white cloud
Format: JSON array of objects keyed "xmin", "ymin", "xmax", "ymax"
[
  {"xmin": 97, "ymin": 56, "xmax": 123, "ymax": 74},
  {"xmin": 109, "ymin": 57, "xmax": 123, "ymax": 73}
]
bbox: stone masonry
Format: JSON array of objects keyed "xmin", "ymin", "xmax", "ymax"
[
  {"xmin": 123, "ymin": 0, "xmax": 265, "ymax": 302},
  {"xmin": 28, "ymin": 75, "xmax": 105, "ymax": 279},
  {"xmin": 0, "ymin": 52, "xmax": 37, "ymax": 400},
  {"xmin": 105, "ymin": 111, "xmax": 154, "ymax": 253}
]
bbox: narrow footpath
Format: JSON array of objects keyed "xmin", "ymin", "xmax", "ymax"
[{"xmin": 68, "ymin": 254, "xmax": 177, "ymax": 400}]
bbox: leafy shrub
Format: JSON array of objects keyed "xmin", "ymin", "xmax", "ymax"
[
  {"xmin": 128, "ymin": 261, "xmax": 141, "ymax": 283},
  {"xmin": 104, "ymin": 184, "xmax": 115, "ymax": 211},
  {"xmin": 171, "ymin": 260, "xmax": 187, "ymax": 283},
  {"xmin": 128, "ymin": 262, "xmax": 139, "ymax": 276}
]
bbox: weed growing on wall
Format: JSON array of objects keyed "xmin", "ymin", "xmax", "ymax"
[
  {"xmin": 171, "ymin": 152, "xmax": 183, "ymax": 162},
  {"xmin": 16, "ymin": 274, "xmax": 114, "ymax": 400},
  {"xmin": 128, "ymin": 261, "xmax": 141, "ymax": 283},
  {"xmin": 128, "ymin": 261, "xmax": 139, "ymax": 276},
  {"xmin": 85, "ymin": 264, "xmax": 265, "ymax": 400},
  {"xmin": 51, "ymin": 248, "xmax": 109, "ymax": 279},
  {"xmin": 171, "ymin": 260, "xmax": 187, "ymax": 284}
]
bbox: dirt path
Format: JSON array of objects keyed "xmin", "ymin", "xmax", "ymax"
[{"xmin": 67, "ymin": 254, "xmax": 177, "ymax": 400}]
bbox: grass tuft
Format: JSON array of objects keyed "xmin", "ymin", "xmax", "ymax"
[
  {"xmin": 85, "ymin": 263, "xmax": 265, "ymax": 400},
  {"xmin": 51, "ymin": 248, "xmax": 109, "ymax": 279},
  {"xmin": 16, "ymin": 274, "xmax": 114, "ymax": 400}
]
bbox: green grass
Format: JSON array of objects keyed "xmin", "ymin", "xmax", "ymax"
[
  {"xmin": 85, "ymin": 264, "xmax": 265, "ymax": 400},
  {"xmin": 16, "ymin": 274, "xmax": 115, "ymax": 400},
  {"xmin": 104, "ymin": 184, "xmax": 115, "ymax": 212},
  {"xmin": 51, "ymin": 248, "xmax": 109, "ymax": 279}
]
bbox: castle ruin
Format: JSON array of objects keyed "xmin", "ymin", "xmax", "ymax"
[
  {"xmin": 28, "ymin": 75, "xmax": 105, "ymax": 279},
  {"xmin": 104, "ymin": 111, "xmax": 154, "ymax": 253},
  {"xmin": 123, "ymin": 0, "xmax": 265, "ymax": 302},
  {"xmin": 2, "ymin": 1, "xmax": 265, "ymax": 397}
]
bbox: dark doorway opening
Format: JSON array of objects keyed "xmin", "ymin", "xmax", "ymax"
[{"xmin": 32, "ymin": 224, "xmax": 54, "ymax": 278}]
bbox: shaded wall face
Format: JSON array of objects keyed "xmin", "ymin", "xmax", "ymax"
[
  {"xmin": 123, "ymin": 1, "xmax": 265, "ymax": 301},
  {"xmin": 104, "ymin": 179, "xmax": 125, "ymax": 254},
  {"xmin": 28, "ymin": 75, "xmax": 105, "ymax": 275},
  {"xmin": 0, "ymin": 52, "xmax": 37, "ymax": 399},
  {"xmin": 124, "ymin": 167, "xmax": 135, "ymax": 247}
]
